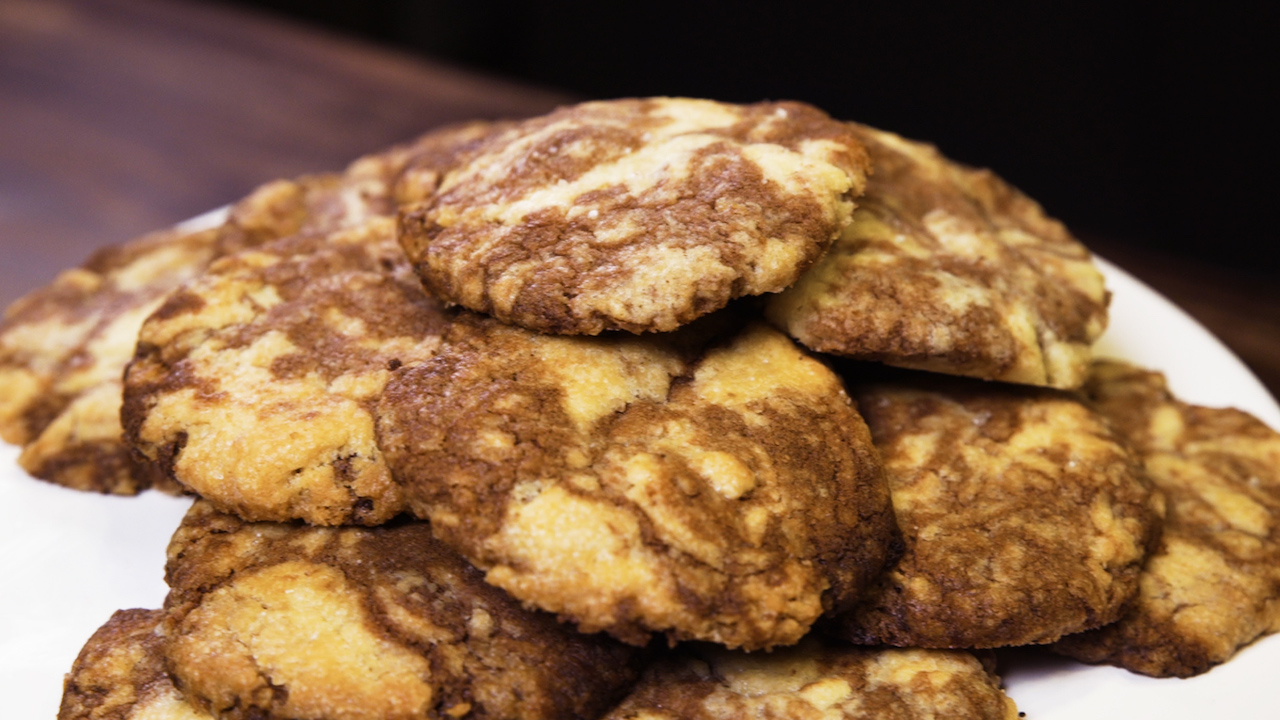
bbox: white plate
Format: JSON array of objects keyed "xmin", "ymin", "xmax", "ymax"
[{"xmin": 1, "ymin": 256, "xmax": 1278, "ymax": 719}]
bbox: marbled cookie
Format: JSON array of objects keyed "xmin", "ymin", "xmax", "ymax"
[
  {"xmin": 831, "ymin": 368, "xmax": 1161, "ymax": 648},
  {"xmin": 0, "ymin": 225, "xmax": 222, "ymax": 494},
  {"xmin": 1053, "ymin": 360, "xmax": 1280, "ymax": 677},
  {"xmin": 378, "ymin": 313, "xmax": 897, "ymax": 649},
  {"xmin": 161, "ymin": 501, "xmax": 644, "ymax": 720},
  {"xmin": 125, "ymin": 218, "xmax": 447, "ymax": 525},
  {"xmin": 767, "ymin": 124, "xmax": 1108, "ymax": 389},
  {"xmin": 400, "ymin": 97, "xmax": 870, "ymax": 335},
  {"xmin": 0, "ymin": 121, "xmax": 499, "ymax": 496}
]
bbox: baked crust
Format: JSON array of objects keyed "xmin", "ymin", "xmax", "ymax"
[
  {"xmin": 767, "ymin": 124, "xmax": 1108, "ymax": 389},
  {"xmin": 378, "ymin": 313, "xmax": 897, "ymax": 649},
  {"xmin": 400, "ymin": 97, "xmax": 870, "ymax": 335}
]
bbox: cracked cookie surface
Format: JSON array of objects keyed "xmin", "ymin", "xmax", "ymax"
[
  {"xmin": 378, "ymin": 313, "xmax": 897, "ymax": 649},
  {"xmin": 400, "ymin": 97, "xmax": 870, "ymax": 335},
  {"xmin": 601, "ymin": 638, "xmax": 1017, "ymax": 720},
  {"xmin": 831, "ymin": 369, "xmax": 1161, "ymax": 648},
  {"xmin": 124, "ymin": 217, "xmax": 448, "ymax": 525},
  {"xmin": 1052, "ymin": 360, "xmax": 1280, "ymax": 677},
  {"xmin": 767, "ymin": 124, "xmax": 1108, "ymax": 389},
  {"xmin": 59, "ymin": 608, "xmax": 211, "ymax": 720},
  {"xmin": 161, "ymin": 501, "xmax": 643, "ymax": 720}
]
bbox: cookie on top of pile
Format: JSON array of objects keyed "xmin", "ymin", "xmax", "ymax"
[
  {"xmin": 398, "ymin": 98, "xmax": 871, "ymax": 335},
  {"xmin": 1, "ymin": 96, "xmax": 1274, "ymax": 720}
]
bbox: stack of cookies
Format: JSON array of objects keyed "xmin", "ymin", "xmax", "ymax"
[{"xmin": 3, "ymin": 98, "xmax": 1278, "ymax": 720}]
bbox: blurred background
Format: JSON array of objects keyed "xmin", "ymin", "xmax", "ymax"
[
  {"xmin": 224, "ymin": 0, "xmax": 1280, "ymax": 275},
  {"xmin": 2, "ymin": 0, "xmax": 1278, "ymax": 392}
]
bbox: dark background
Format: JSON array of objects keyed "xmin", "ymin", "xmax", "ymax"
[
  {"xmin": 218, "ymin": 0, "xmax": 1280, "ymax": 275},
  {"xmin": 1, "ymin": 0, "xmax": 1276, "ymax": 393}
]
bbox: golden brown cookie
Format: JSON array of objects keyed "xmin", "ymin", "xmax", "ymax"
[
  {"xmin": 0, "ymin": 226, "xmax": 223, "ymax": 494},
  {"xmin": 602, "ymin": 638, "xmax": 1018, "ymax": 720},
  {"xmin": 767, "ymin": 124, "xmax": 1108, "ymax": 389},
  {"xmin": 0, "ymin": 121, "xmax": 499, "ymax": 496},
  {"xmin": 378, "ymin": 313, "xmax": 897, "ymax": 650},
  {"xmin": 59, "ymin": 608, "xmax": 211, "ymax": 720},
  {"xmin": 1052, "ymin": 360, "xmax": 1280, "ymax": 677},
  {"xmin": 162, "ymin": 501, "xmax": 644, "ymax": 720},
  {"xmin": 399, "ymin": 98, "xmax": 871, "ymax": 335},
  {"xmin": 124, "ymin": 217, "xmax": 447, "ymax": 525},
  {"xmin": 0, "ymin": 177, "xmax": 348, "ymax": 496},
  {"xmin": 831, "ymin": 368, "xmax": 1161, "ymax": 648}
]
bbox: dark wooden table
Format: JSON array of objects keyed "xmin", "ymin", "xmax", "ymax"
[
  {"xmin": 0, "ymin": 0, "xmax": 569, "ymax": 299},
  {"xmin": 3, "ymin": 0, "xmax": 1278, "ymax": 400}
]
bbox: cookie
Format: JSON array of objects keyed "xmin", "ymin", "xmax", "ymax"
[
  {"xmin": 59, "ymin": 608, "xmax": 211, "ymax": 720},
  {"xmin": 399, "ymin": 97, "xmax": 870, "ymax": 335},
  {"xmin": 162, "ymin": 501, "xmax": 644, "ymax": 720},
  {"xmin": 830, "ymin": 368, "xmax": 1161, "ymax": 648},
  {"xmin": 1, "ymin": 121, "xmax": 499, "ymax": 496},
  {"xmin": 125, "ymin": 217, "xmax": 447, "ymax": 525},
  {"xmin": 378, "ymin": 313, "xmax": 897, "ymax": 649},
  {"xmin": 1052, "ymin": 360, "xmax": 1280, "ymax": 677},
  {"xmin": 602, "ymin": 638, "xmax": 1018, "ymax": 720},
  {"xmin": 0, "ymin": 175, "xmax": 351, "ymax": 495},
  {"xmin": 0, "ymin": 225, "xmax": 223, "ymax": 494},
  {"xmin": 766, "ymin": 124, "xmax": 1108, "ymax": 389}
]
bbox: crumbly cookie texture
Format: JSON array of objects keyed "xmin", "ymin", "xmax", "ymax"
[
  {"xmin": 767, "ymin": 123, "xmax": 1108, "ymax": 389},
  {"xmin": 161, "ymin": 501, "xmax": 644, "ymax": 720},
  {"xmin": 378, "ymin": 313, "xmax": 897, "ymax": 650},
  {"xmin": 832, "ymin": 369, "xmax": 1161, "ymax": 648},
  {"xmin": 124, "ymin": 217, "xmax": 447, "ymax": 525},
  {"xmin": 59, "ymin": 608, "xmax": 211, "ymax": 720},
  {"xmin": 0, "ymin": 121, "xmax": 498, "ymax": 496},
  {"xmin": 601, "ymin": 638, "xmax": 1018, "ymax": 720},
  {"xmin": 1052, "ymin": 360, "xmax": 1280, "ymax": 677},
  {"xmin": 399, "ymin": 97, "xmax": 870, "ymax": 335}
]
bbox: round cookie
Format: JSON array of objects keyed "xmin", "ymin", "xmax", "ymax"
[
  {"xmin": 59, "ymin": 608, "xmax": 212, "ymax": 720},
  {"xmin": 377, "ymin": 313, "xmax": 897, "ymax": 650},
  {"xmin": 399, "ymin": 97, "xmax": 871, "ymax": 335},
  {"xmin": 0, "ymin": 120, "xmax": 500, "ymax": 496},
  {"xmin": 2, "ymin": 170, "xmax": 360, "ymax": 497},
  {"xmin": 124, "ymin": 217, "xmax": 448, "ymax": 525},
  {"xmin": 831, "ymin": 368, "xmax": 1161, "ymax": 648},
  {"xmin": 1053, "ymin": 360, "xmax": 1280, "ymax": 677},
  {"xmin": 0, "ymin": 225, "xmax": 223, "ymax": 495},
  {"xmin": 601, "ymin": 638, "xmax": 1018, "ymax": 720},
  {"xmin": 2, "ymin": 173, "xmax": 351, "ymax": 496},
  {"xmin": 161, "ymin": 501, "xmax": 644, "ymax": 720},
  {"xmin": 766, "ymin": 123, "xmax": 1108, "ymax": 389}
]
